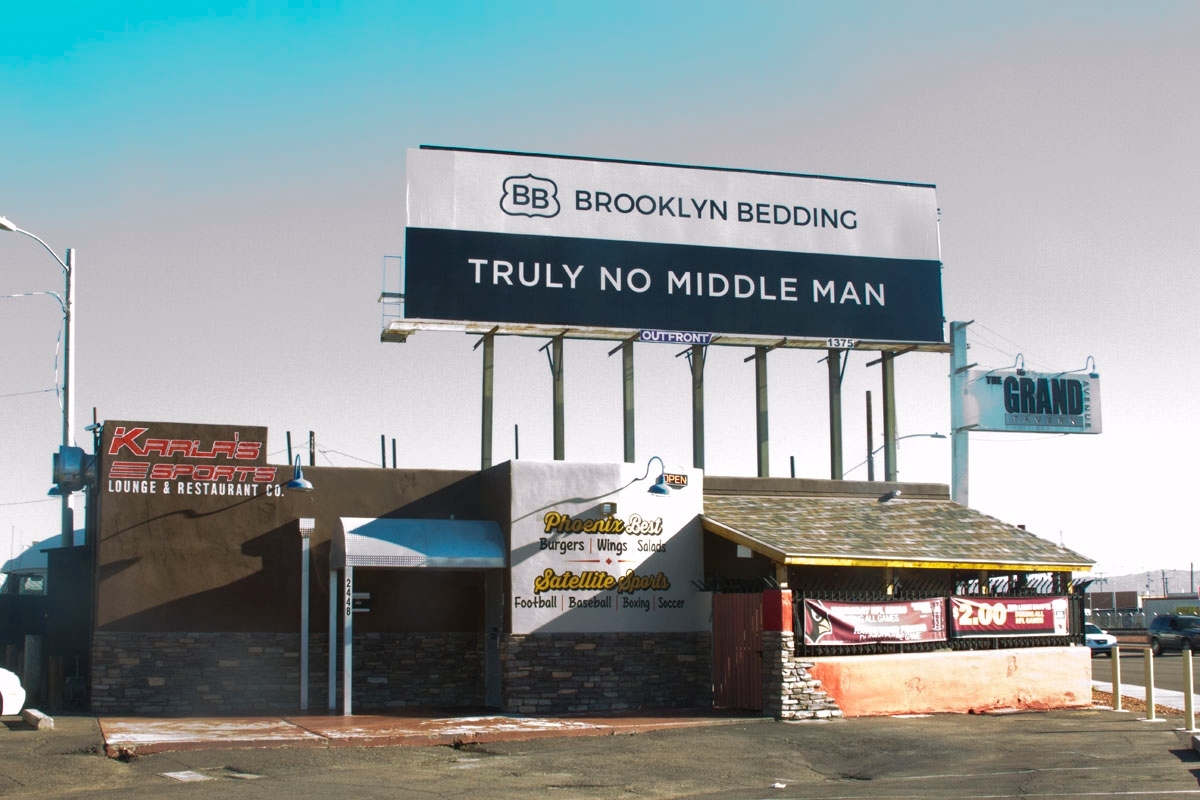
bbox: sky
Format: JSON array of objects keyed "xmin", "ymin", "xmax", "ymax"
[{"xmin": 1, "ymin": 1, "xmax": 1196, "ymax": 581}]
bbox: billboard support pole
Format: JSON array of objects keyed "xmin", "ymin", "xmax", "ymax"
[
  {"xmin": 622, "ymin": 339, "xmax": 635, "ymax": 463},
  {"xmin": 688, "ymin": 344, "xmax": 706, "ymax": 470},
  {"xmin": 950, "ymin": 320, "xmax": 973, "ymax": 504},
  {"xmin": 542, "ymin": 334, "xmax": 565, "ymax": 460},
  {"xmin": 755, "ymin": 346, "xmax": 769, "ymax": 477},
  {"xmin": 865, "ymin": 391, "xmax": 875, "ymax": 481},
  {"xmin": 827, "ymin": 350, "xmax": 844, "ymax": 480},
  {"xmin": 476, "ymin": 329, "xmax": 496, "ymax": 469},
  {"xmin": 882, "ymin": 353, "xmax": 897, "ymax": 481}
]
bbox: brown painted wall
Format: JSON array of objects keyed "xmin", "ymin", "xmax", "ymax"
[
  {"xmin": 702, "ymin": 530, "xmax": 776, "ymax": 583},
  {"xmin": 95, "ymin": 420, "xmax": 496, "ymax": 633}
]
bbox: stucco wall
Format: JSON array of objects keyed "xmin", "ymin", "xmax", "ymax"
[
  {"xmin": 94, "ymin": 420, "xmax": 485, "ymax": 633},
  {"xmin": 808, "ymin": 647, "xmax": 1092, "ymax": 716}
]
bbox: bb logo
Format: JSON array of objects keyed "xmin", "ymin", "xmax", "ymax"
[{"xmin": 500, "ymin": 174, "xmax": 560, "ymax": 218}]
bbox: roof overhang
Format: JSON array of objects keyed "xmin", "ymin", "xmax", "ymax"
[
  {"xmin": 334, "ymin": 517, "xmax": 506, "ymax": 569},
  {"xmin": 701, "ymin": 493, "xmax": 1094, "ymax": 573}
]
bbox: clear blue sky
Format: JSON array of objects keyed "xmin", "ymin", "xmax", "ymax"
[{"xmin": 2, "ymin": 1, "xmax": 1197, "ymax": 579}]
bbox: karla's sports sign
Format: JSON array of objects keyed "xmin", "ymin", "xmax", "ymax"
[
  {"xmin": 101, "ymin": 421, "xmax": 282, "ymax": 499},
  {"xmin": 403, "ymin": 147, "xmax": 944, "ymax": 343}
]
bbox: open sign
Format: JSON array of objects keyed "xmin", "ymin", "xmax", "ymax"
[{"xmin": 663, "ymin": 472, "xmax": 688, "ymax": 487}]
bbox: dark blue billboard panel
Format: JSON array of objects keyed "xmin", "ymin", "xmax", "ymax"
[{"xmin": 404, "ymin": 227, "xmax": 944, "ymax": 343}]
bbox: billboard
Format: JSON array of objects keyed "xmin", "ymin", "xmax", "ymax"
[
  {"xmin": 404, "ymin": 147, "xmax": 944, "ymax": 343},
  {"xmin": 963, "ymin": 369, "xmax": 1102, "ymax": 434}
]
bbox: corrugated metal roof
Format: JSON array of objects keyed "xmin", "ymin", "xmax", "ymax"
[{"xmin": 702, "ymin": 494, "xmax": 1093, "ymax": 571}]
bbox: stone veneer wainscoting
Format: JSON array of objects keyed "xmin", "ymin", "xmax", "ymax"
[
  {"xmin": 761, "ymin": 630, "xmax": 842, "ymax": 720},
  {"xmin": 91, "ymin": 631, "xmax": 485, "ymax": 714},
  {"xmin": 501, "ymin": 632, "xmax": 712, "ymax": 714}
]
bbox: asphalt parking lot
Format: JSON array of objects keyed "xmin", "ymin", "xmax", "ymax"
[{"xmin": 2, "ymin": 706, "xmax": 1200, "ymax": 799}]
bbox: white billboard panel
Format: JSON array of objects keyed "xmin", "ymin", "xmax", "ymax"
[
  {"xmin": 963, "ymin": 369, "xmax": 1102, "ymax": 434},
  {"xmin": 407, "ymin": 147, "xmax": 941, "ymax": 259},
  {"xmin": 403, "ymin": 147, "xmax": 945, "ymax": 344}
]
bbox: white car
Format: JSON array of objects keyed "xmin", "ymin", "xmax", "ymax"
[
  {"xmin": 1084, "ymin": 623, "xmax": 1117, "ymax": 657},
  {"xmin": 0, "ymin": 668, "xmax": 26, "ymax": 715}
]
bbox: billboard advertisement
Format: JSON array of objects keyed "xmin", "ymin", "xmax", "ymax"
[
  {"xmin": 949, "ymin": 597, "xmax": 1070, "ymax": 638},
  {"xmin": 404, "ymin": 147, "xmax": 944, "ymax": 343},
  {"xmin": 802, "ymin": 598, "xmax": 947, "ymax": 646},
  {"xmin": 963, "ymin": 369, "xmax": 1102, "ymax": 434}
]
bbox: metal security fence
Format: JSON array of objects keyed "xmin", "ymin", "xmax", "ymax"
[
  {"xmin": 791, "ymin": 578, "xmax": 1086, "ymax": 658},
  {"xmin": 1088, "ymin": 610, "xmax": 1147, "ymax": 630}
]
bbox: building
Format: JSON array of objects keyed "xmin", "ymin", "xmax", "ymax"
[{"xmin": 76, "ymin": 418, "xmax": 1095, "ymax": 718}]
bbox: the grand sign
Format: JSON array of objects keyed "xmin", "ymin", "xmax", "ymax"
[
  {"xmin": 404, "ymin": 147, "xmax": 944, "ymax": 343},
  {"xmin": 963, "ymin": 369, "xmax": 1102, "ymax": 434}
]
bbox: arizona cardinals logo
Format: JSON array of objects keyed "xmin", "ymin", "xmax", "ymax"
[{"xmin": 806, "ymin": 601, "xmax": 833, "ymax": 644}]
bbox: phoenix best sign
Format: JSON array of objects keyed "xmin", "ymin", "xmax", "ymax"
[
  {"xmin": 507, "ymin": 460, "xmax": 707, "ymax": 634},
  {"xmin": 404, "ymin": 147, "xmax": 944, "ymax": 343}
]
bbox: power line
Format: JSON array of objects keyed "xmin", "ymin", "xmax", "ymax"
[
  {"xmin": 972, "ymin": 322, "xmax": 1055, "ymax": 372},
  {"xmin": 0, "ymin": 497, "xmax": 56, "ymax": 507},
  {"xmin": 0, "ymin": 388, "xmax": 55, "ymax": 399}
]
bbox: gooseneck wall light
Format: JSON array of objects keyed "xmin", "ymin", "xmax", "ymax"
[
  {"xmin": 285, "ymin": 455, "xmax": 314, "ymax": 492},
  {"xmin": 641, "ymin": 455, "xmax": 671, "ymax": 496}
]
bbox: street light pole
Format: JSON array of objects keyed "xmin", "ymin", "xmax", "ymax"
[
  {"xmin": 0, "ymin": 216, "xmax": 77, "ymax": 547},
  {"xmin": 842, "ymin": 432, "xmax": 946, "ymax": 480}
]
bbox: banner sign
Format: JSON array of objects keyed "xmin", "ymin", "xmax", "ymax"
[
  {"xmin": 949, "ymin": 597, "xmax": 1070, "ymax": 637},
  {"xmin": 803, "ymin": 598, "xmax": 947, "ymax": 646},
  {"xmin": 963, "ymin": 369, "xmax": 1101, "ymax": 434},
  {"xmin": 404, "ymin": 147, "xmax": 944, "ymax": 343}
]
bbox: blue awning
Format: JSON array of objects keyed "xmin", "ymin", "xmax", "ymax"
[{"xmin": 333, "ymin": 517, "xmax": 506, "ymax": 569}]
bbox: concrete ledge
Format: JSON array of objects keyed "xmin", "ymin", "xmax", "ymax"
[
  {"xmin": 99, "ymin": 712, "xmax": 764, "ymax": 757},
  {"xmin": 21, "ymin": 709, "xmax": 54, "ymax": 730},
  {"xmin": 808, "ymin": 647, "xmax": 1092, "ymax": 717}
]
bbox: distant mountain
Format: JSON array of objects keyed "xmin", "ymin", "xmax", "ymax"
[{"xmin": 1078, "ymin": 569, "xmax": 1199, "ymax": 597}]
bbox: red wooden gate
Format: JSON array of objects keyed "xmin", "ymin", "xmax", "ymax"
[{"xmin": 712, "ymin": 592, "xmax": 763, "ymax": 710}]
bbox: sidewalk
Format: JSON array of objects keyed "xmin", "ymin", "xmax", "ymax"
[
  {"xmin": 97, "ymin": 709, "xmax": 765, "ymax": 758},
  {"xmin": 38, "ymin": 676, "xmax": 1200, "ymax": 759},
  {"xmin": 1092, "ymin": 679, "xmax": 1200, "ymax": 715}
]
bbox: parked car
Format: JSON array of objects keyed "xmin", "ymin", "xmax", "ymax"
[
  {"xmin": 1084, "ymin": 623, "xmax": 1117, "ymax": 657},
  {"xmin": 0, "ymin": 668, "xmax": 25, "ymax": 715},
  {"xmin": 1147, "ymin": 614, "xmax": 1200, "ymax": 656}
]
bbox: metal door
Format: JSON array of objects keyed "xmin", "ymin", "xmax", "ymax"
[{"xmin": 712, "ymin": 593, "xmax": 763, "ymax": 710}]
